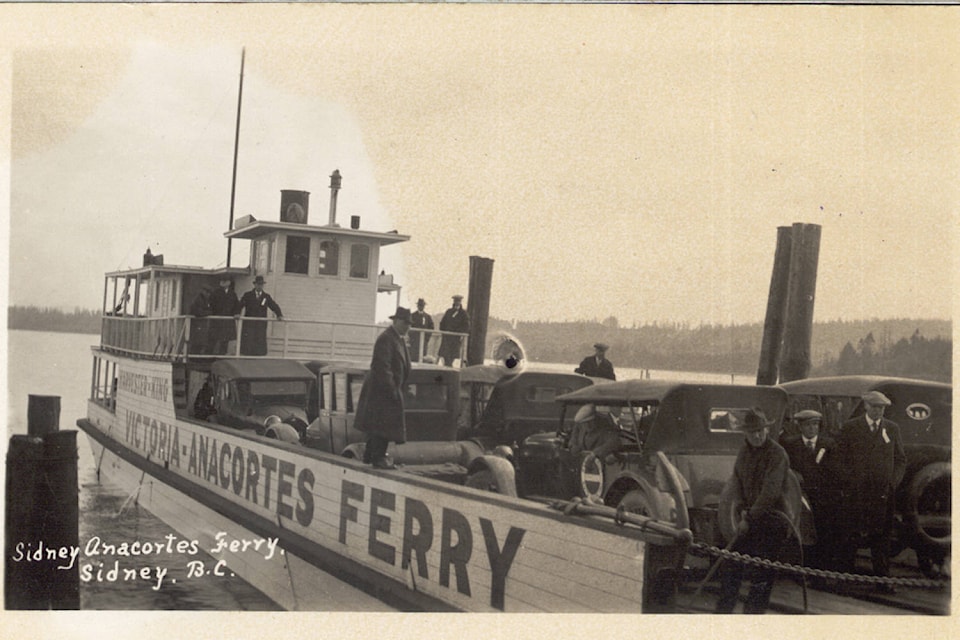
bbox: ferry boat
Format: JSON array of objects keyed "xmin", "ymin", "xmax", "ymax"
[{"xmin": 76, "ymin": 176, "xmax": 692, "ymax": 612}]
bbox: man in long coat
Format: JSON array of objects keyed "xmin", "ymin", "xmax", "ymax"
[
  {"xmin": 438, "ymin": 295, "xmax": 469, "ymax": 366},
  {"xmin": 238, "ymin": 275, "xmax": 284, "ymax": 356},
  {"xmin": 355, "ymin": 307, "xmax": 412, "ymax": 469},
  {"xmin": 575, "ymin": 343, "xmax": 616, "ymax": 380},
  {"xmin": 209, "ymin": 276, "xmax": 239, "ymax": 355},
  {"xmin": 409, "ymin": 298, "xmax": 434, "ymax": 362},
  {"xmin": 779, "ymin": 409, "xmax": 842, "ymax": 570},
  {"xmin": 836, "ymin": 391, "xmax": 906, "ymax": 592}
]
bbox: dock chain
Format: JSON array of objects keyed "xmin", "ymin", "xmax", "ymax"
[{"xmin": 687, "ymin": 540, "xmax": 949, "ymax": 590}]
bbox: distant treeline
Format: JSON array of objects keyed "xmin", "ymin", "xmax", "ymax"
[
  {"xmin": 8, "ymin": 306, "xmax": 101, "ymax": 334},
  {"xmin": 488, "ymin": 316, "xmax": 952, "ymax": 383},
  {"xmin": 8, "ymin": 305, "xmax": 951, "ymax": 383}
]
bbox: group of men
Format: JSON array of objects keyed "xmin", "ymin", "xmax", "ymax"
[
  {"xmin": 190, "ymin": 275, "xmax": 284, "ymax": 356},
  {"xmin": 717, "ymin": 390, "xmax": 906, "ymax": 613}
]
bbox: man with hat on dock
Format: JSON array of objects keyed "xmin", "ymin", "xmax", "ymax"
[
  {"xmin": 575, "ymin": 343, "xmax": 616, "ymax": 380},
  {"xmin": 715, "ymin": 407, "xmax": 790, "ymax": 614},
  {"xmin": 780, "ymin": 409, "xmax": 842, "ymax": 571},
  {"xmin": 438, "ymin": 294, "xmax": 470, "ymax": 367},
  {"xmin": 238, "ymin": 275, "xmax": 284, "ymax": 356},
  {"xmin": 836, "ymin": 390, "xmax": 906, "ymax": 593},
  {"xmin": 409, "ymin": 298, "xmax": 434, "ymax": 363},
  {"xmin": 355, "ymin": 307, "xmax": 412, "ymax": 469}
]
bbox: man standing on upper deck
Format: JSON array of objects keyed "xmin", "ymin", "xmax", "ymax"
[
  {"xmin": 409, "ymin": 298, "xmax": 434, "ymax": 363},
  {"xmin": 209, "ymin": 276, "xmax": 239, "ymax": 355},
  {"xmin": 237, "ymin": 275, "xmax": 284, "ymax": 356},
  {"xmin": 575, "ymin": 343, "xmax": 616, "ymax": 380},
  {"xmin": 438, "ymin": 294, "xmax": 470, "ymax": 367}
]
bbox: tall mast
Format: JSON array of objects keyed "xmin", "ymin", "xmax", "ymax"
[{"xmin": 227, "ymin": 47, "xmax": 245, "ymax": 269}]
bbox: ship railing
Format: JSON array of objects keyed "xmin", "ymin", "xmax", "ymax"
[
  {"xmin": 99, "ymin": 314, "xmax": 469, "ymax": 365},
  {"xmin": 406, "ymin": 327, "xmax": 470, "ymax": 366}
]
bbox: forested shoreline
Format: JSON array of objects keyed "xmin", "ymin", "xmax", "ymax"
[{"xmin": 8, "ymin": 305, "xmax": 951, "ymax": 382}]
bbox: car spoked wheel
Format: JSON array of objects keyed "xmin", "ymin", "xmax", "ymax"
[{"xmin": 577, "ymin": 452, "xmax": 604, "ymax": 502}]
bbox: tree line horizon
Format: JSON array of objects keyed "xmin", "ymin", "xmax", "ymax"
[{"xmin": 7, "ymin": 305, "xmax": 952, "ymax": 383}]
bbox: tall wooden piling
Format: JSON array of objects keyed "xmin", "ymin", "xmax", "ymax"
[
  {"xmin": 5, "ymin": 395, "xmax": 80, "ymax": 609},
  {"xmin": 756, "ymin": 227, "xmax": 793, "ymax": 385},
  {"xmin": 780, "ymin": 223, "xmax": 822, "ymax": 383},
  {"xmin": 466, "ymin": 256, "xmax": 494, "ymax": 366}
]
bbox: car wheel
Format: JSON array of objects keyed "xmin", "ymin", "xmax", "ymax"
[
  {"xmin": 465, "ymin": 469, "xmax": 499, "ymax": 492},
  {"xmin": 905, "ymin": 462, "xmax": 951, "ymax": 551},
  {"xmin": 618, "ymin": 489, "xmax": 661, "ymax": 520}
]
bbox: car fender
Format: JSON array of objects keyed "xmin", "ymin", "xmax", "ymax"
[
  {"xmin": 605, "ymin": 472, "xmax": 677, "ymax": 522},
  {"xmin": 264, "ymin": 421, "xmax": 301, "ymax": 444}
]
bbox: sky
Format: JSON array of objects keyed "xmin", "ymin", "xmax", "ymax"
[{"xmin": 3, "ymin": 4, "xmax": 958, "ymax": 328}]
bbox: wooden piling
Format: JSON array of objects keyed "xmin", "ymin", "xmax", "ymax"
[
  {"xmin": 756, "ymin": 227, "xmax": 793, "ymax": 385},
  {"xmin": 780, "ymin": 223, "xmax": 822, "ymax": 383},
  {"xmin": 466, "ymin": 256, "xmax": 494, "ymax": 366},
  {"xmin": 5, "ymin": 395, "xmax": 80, "ymax": 609}
]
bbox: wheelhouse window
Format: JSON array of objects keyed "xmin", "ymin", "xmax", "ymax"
[
  {"xmin": 317, "ymin": 240, "xmax": 339, "ymax": 276},
  {"xmin": 349, "ymin": 244, "xmax": 370, "ymax": 279},
  {"xmin": 284, "ymin": 235, "xmax": 310, "ymax": 274}
]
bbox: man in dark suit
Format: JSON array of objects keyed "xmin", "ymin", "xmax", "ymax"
[
  {"xmin": 438, "ymin": 295, "xmax": 469, "ymax": 366},
  {"xmin": 780, "ymin": 409, "xmax": 842, "ymax": 570},
  {"xmin": 575, "ymin": 343, "xmax": 616, "ymax": 380},
  {"xmin": 409, "ymin": 298, "xmax": 434, "ymax": 362},
  {"xmin": 355, "ymin": 307, "xmax": 412, "ymax": 469},
  {"xmin": 209, "ymin": 276, "xmax": 240, "ymax": 355},
  {"xmin": 237, "ymin": 275, "xmax": 284, "ymax": 356},
  {"xmin": 836, "ymin": 391, "xmax": 906, "ymax": 593}
]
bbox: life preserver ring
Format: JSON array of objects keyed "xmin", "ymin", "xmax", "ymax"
[
  {"xmin": 718, "ymin": 469, "xmax": 813, "ymax": 545},
  {"xmin": 577, "ymin": 452, "xmax": 604, "ymax": 501},
  {"xmin": 904, "ymin": 461, "xmax": 951, "ymax": 550}
]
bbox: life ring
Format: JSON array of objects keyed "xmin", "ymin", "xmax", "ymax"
[
  {"xmin": 904, "ymin": 461, "xmax": 951, "ymax": 550},
  {"xmin": 717, "ymin": 470, "xmax": 812, "ymax": 545}
]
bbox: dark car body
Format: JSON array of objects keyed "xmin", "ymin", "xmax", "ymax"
[
  {"xmin": 459, "ymin": 365, "xmax": 598, "ymax": 447},
  {"xmin": 207, "ymin": 358, "xmax": 314, "ymax": 439},
  {"xmin": 516, "ymin": 379, "xmax": 789, "ymax": 546},
  {"xmin": 778, "ymin": 375, "xmax": 951, "ymax": 573},
  {"xmin": 304, "ymin": 362, "xmax": 461, "ymax": 454}
]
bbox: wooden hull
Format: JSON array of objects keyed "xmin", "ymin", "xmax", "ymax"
[{"xmin": 78, "ymin": 358, "xmax": 663, "ymax": 612}]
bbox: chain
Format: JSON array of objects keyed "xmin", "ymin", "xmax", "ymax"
[{"xmin": 687, "ymin": 540, "xmax": 948, "ymax": 590}]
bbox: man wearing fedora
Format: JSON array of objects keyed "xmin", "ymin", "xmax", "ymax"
[
  {"xmin": 835, "ymin": 391, "xmax": 906, "ymax": 592},
  {"xmin": 209, "ymin": 276, "xmax": 239, "ymax": 355},
  {"xmin": 238, "ymin": 275, "xmax": 284, "ymax": 356},
  {"xmin": 780, "ymin": 409, "xmax": 842, "ymax": 571},
  {"xmin": 355, "ymin": 307, "xmax": 412, "ymax": 469},
  {"xmin": 438, "ymin": 294, "xmax": 470, "ymax": 366},
  {"xmin": 575, "ymin": 343, "xmax": 616, "ymax": 380},
  {"xmin": 716, "ymin": 407, "xmax": 790, "ymax": 614},
  {"xmin": 409, "ymin": 298, "xmax": 434, "ymax": 363}
]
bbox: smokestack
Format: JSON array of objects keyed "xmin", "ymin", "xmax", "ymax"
[{"xmin": 328, "ymin": 169, "xmax": 342, "ymax": 226}]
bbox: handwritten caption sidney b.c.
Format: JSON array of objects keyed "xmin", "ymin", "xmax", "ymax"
[{"xmin": 9, "ymin": 532, "xmax": 282, "ymax": 591}]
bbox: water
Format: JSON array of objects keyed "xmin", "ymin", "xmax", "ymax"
[{"xmin": 6, "ymin": 330, "xmax": 281, "ymax": 610}]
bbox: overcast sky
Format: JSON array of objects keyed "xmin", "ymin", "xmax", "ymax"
[{"xmin": 4, "ymin": 5, "xmax": 958, "ymax": 327}]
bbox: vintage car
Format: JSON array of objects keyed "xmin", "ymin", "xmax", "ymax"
[
  {"xmin": 204, "ymin": 358, "xmax": 314, "ymax": 442},
  {"xmin": 458, "ymin": 364, "xmax": 599, "ymax": 449},
  {"xmin": 302, "ymin": 361, "xmax": 515, "ymax": 492},
  {"xmin": 511, "ymin": 380, "xmax": 791, "ymax": 547},
  {"xmin": 778, "ymin": 375, "xmax": 951, "ymax": 576}
]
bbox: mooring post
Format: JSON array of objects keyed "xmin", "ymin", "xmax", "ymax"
[
  {"xmin": 5, "ymin": 395, "xmax": 80, "ymax": 609},
  {"xmin": 780, "ymin": 223, "xmax": 822, "ymax": 383},
  {"xmin": 757, "ymin": 226, "xmax": 793, "ymax": 385}
]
